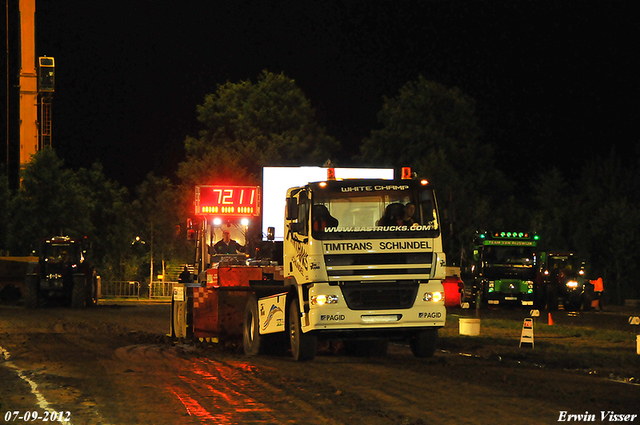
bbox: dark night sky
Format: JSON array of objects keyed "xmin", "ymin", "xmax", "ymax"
[{"xmin": 25, "ymin": 0, "xmax": 638, "ymax": 189}]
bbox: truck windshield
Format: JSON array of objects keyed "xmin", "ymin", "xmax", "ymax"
[
  {"xmin": 311, "ymin": 186, "xmax": 439, "ymax": 240},
  {"xmin": 483, "ymin": 246, "xmax": 536, "ymax": 268},
  {"xmin": 45, "ymin": 243, "xmax": 82, "ymax": 263},
  {"xmin": 549, "ymin": 256, "xmax": 580, "ymax": 271},
  {"xmin": 481, "ymin": 245, "xmax": 537, "ymax": 280}
]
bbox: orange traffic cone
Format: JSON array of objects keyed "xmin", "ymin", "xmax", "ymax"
[{"xmin": 548, "ymin": 312, "xmax": 554, "ymax": 326}]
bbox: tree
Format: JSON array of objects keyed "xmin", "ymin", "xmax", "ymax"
[
  {"xmin": 572, "ymin": 152, "xmax": 640, "ymax": 303},
  {"xmin": 7, "ymin": 149, "xmax": 94, "ymax": 255},
  {"xmin": 360, "ymin": 76, "xmax": 483, "ymax": 170},
  {"xmin": 360, "ymin": 76, "xmax": 510, "ymax": 263},
  {"xmin": 74, "ymin": 163, "xmax": 135, "ymax": 281},
  {"xmin": 132, "ymin": 173, "xmax": 191, "ymax": 284},
  {"xmin": 530, "ymin": 168, "xmax": 571, "ymax": 251},
  {"xmin": 178, "ymin": 70, "xmax": 340, "ymax": 186},
  {"xmin": 5, "ymin": 150, "xmax": 142, "ymax": 281}
]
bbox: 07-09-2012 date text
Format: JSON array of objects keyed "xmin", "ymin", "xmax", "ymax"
[{"xmin": 4, "ymin": 411, "xmax": 71, "ymax": 422}]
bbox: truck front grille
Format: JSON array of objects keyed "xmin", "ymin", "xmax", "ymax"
[
  {"xmin": 339, "ymin": 280, "xmax": 419, "ymax": 310},
  {"xmin": 325, "ymin": 252, "xmax": 432, "ymax": 281}
]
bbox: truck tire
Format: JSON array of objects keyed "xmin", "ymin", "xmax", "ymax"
[
  {"xmin": 581, "ymin": 292, "xmax": 593, "ymax": 311},
  {"xmin": 546, "ymin": 285, "xmax": 559, "ymax": 311},
  {"xmin": 23, "ymin": 276, "xmax": 39, "ymax": 309},
  {"xmin": 71, "ymin": 276, "xmax": 87, "ymax": 308},
  {"xmin": 476, "ymin": 289, "xmax": 487, "ymax": 309},
  {"xmin": 410, "ymin": 328, "xmax": 438, "ymax": 358},
  {"xmin": 243, "ymin": 294, "xmax": 264, "ymax": 356},
  {"xmin": 288, "ymin": 298, "xmax": 317, "ymax": 361}
]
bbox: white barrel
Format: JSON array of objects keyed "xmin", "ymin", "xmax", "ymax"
[{"xmin": 459, "ymin": 318, "xmax": 481, "ymax": 336}]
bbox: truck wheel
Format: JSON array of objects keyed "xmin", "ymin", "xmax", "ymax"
[
  {"xmin": 243, "ymin": 294, "xmax": 264, "ymax": 356},
  {"xmin": 410, "ymin": 329, "xmax": 438, "ymax": 358},
  {"xmin": 23, "ymin": 276, "xmax": 39, "ymax": 309},
  {"xmin": 289, "ymin": 298, "xmax": 317, "ymax": 361},
  {"xmin": 71, "ymin": 277, "xmax": 87, "ymax": 308}
]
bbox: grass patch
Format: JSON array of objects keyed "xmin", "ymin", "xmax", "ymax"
[{"xmin": 440, "ymin": 314, "xmax": 640, "ymax": 380}]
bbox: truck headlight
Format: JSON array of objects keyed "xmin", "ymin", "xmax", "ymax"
[
  {"xmin": 423, "ymin": 291, "xmax": 443, "ymax": 302},
  {"xmin": 566, "ymin": 280, "xmax": 579, "ymax": 288},
  {"xmin": 310, "ymin": 294, "xmax": 339, "ymax": 306}
]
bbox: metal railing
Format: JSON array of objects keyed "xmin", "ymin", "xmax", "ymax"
[
  {"xmin": 99, "ymin": 280, "xmax": 140, "ymax": 298},
  {"xmin": 98, "ymin": 280, "xmax": 176, "ymax": 300},
  {"xmin": 149, "ymin": 281, "xmax": 176, "ymax": 299}
]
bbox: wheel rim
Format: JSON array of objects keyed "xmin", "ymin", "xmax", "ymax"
[
  {"xmin": 290, "ymin": 313, "xmax": 296, "ymax": 343},
  {"xmin": 248, "ymin": 312, "xmax": 255, "ymax": 342}
]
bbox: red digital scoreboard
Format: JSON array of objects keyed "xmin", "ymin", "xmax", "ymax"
[{"xmin": 195, "ymin": 185, "xmax": 260, "ymax": 217}]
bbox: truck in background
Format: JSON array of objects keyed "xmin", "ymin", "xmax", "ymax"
[
  {"xmin": 464, "ymin": 230, "xmax": 540, "ymax": 308},
  {"xmin": 24, "ymin": 236, "xmax": 97, "ymax": 308},
  {"xmin": 540, "ymin": 252, "xmax": 592, "ymax": 311},
  {"xmin": 176, "ymin": 167, "xmax": 447, "ymax": 361},
  {"xmin": 0, "ymin": 255, "xmax": 37, "ymax": 302}
]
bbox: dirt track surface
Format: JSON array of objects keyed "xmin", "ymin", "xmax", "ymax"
[{"xmin": 1, "ymin": 302, "xmax": 639, "ymax": 425}]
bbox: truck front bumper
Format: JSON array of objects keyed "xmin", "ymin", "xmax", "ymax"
[
  {"xmin": 486, "ymin": 293, "xmax": 534, "ymax": 306},
  {"xmin": 304, "ymin": 282, "xmax": 446, "ymax": 332}
]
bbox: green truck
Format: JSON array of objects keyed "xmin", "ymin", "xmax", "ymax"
[{"xmin": 465, "ymin": 231, "xmax": 540, "ymax": 308}]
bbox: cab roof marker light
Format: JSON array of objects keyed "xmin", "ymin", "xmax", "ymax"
[
  {"xmin": 327, "ymin": 168, "xmax": 336, "ymax": 180},
  {"xmin": 490, "ymin": 231, "xmax": 536, "ymax": 239}
]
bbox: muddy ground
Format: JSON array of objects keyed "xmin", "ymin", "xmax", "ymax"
[{"xmin": 1, "ymin": 301, "xmax": 639, "ymax": 424}]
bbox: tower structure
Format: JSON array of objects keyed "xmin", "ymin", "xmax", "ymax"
[
  {"xmin": 15, "ymin": 0, "xmax": 53, "ymax": 177},
  {"xmin": 18, "ymin": 0, "xmax": 38, "ymax": 172},
  {"xmin": 38, "ymin": 56, "xmax": 54, "ymax": 149}
]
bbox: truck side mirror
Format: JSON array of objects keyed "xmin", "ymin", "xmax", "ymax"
[
  {"xmin": 286, "ymin": 198, "xmax": 298, "ymax": 220},
  {"xmin": 290, "ymin": 222, "xmax": 304, "ymax": 233}
]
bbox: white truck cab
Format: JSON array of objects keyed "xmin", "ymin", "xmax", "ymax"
[{"xmin": 245, "ymin": 176, "xmax": 446, "ymax": 360}]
